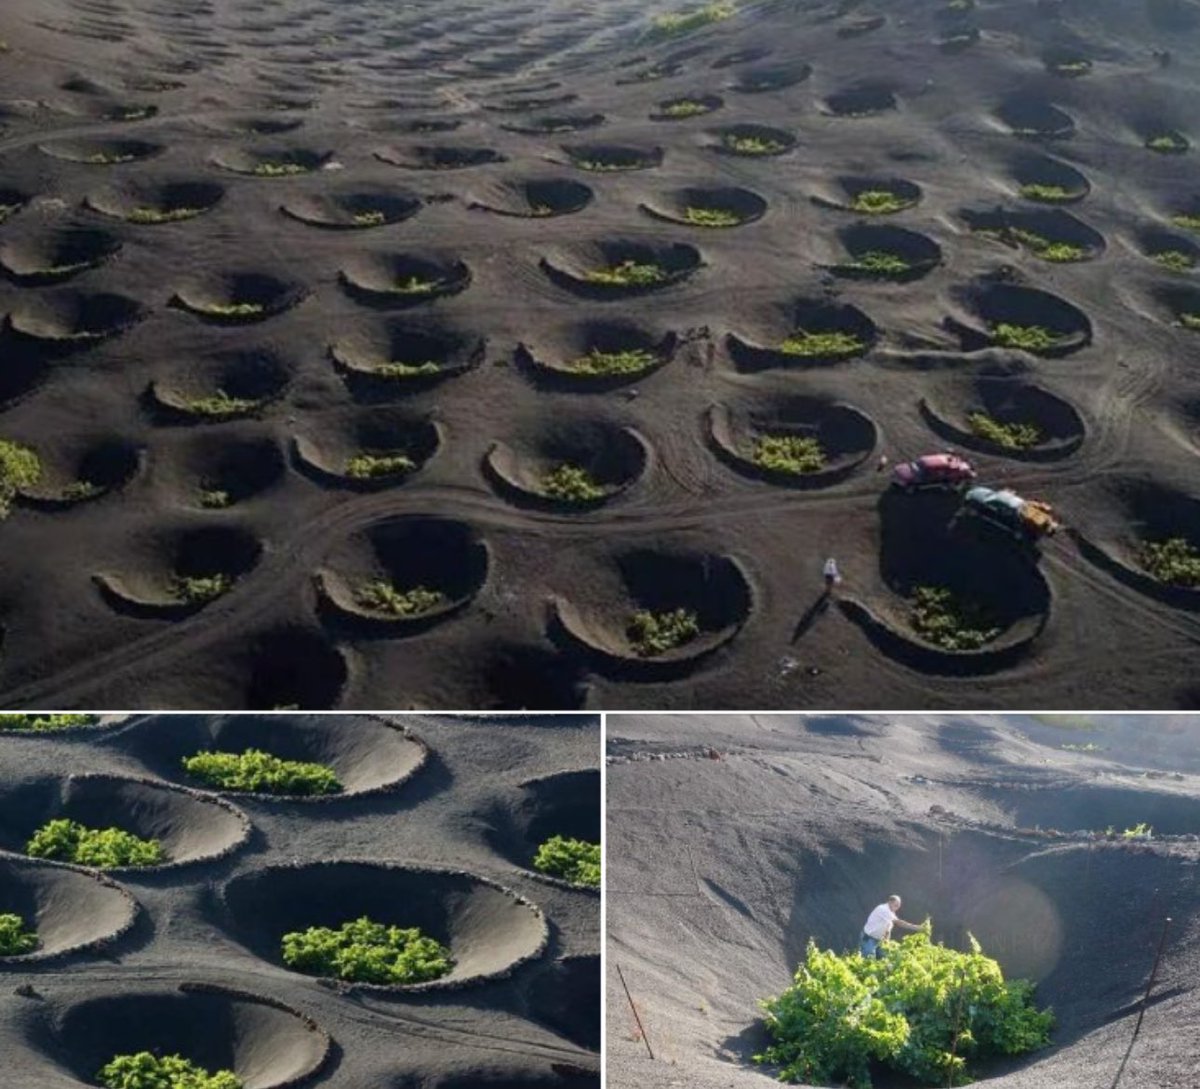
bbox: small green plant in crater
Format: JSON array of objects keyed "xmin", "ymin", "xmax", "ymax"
[
  {"xmin": 282, "ymin": 917, "xmax": 454, "ymax": 985},
  {"xmin": 386, "ymin": 275, "xmax": 445, "ymax": 296},
  {"xmin": 967, "ymin": 412, "xmax": 1042, "ymax": 449},
  {"xmin": 1120, "ymin": 822, "xmax": 1154, "ymax": 839},
  {"xmin": 0, "ymin": 913, "xmax": 38, "ymax": 956},
  {"xmin": 352, "ymin": 210, "xmax": 387, "ymax": 227},
  {"xmin": 251, "ymin": 161, "xmax": 310, "ymax": 176},
  {"xmin": 0, "ymin": 202, "xmax": 23, "ymax": 223},
  {"xmin": 61, "ymin": 479, "xmax": 104, "ymax": 501},
  {"xmin": 371, "ymin": 360, "xmax": 441, "ymax": 378},
  {"xmin": 0, "ymin": 439, "xmax": 41, "ymax": 518},
  {"xmin": 534, "ymin": 835, "xmax": 600, "ymax": 886},
  {"xmin": 111, "ymin": 105, "xmax": 156, "ymax": 121},
  {"xmin": 0, "ymin": 713, "xmax": 99, "ymax": 732},
  {"xmin": 199, "ymin": 487, "xmax": 233, "ymax": 509},
  {"xmin": 628, "ymin": 608, "xmax": 700, "ymax": 656},
  {"xmin": 173, "ymin": 573, "xmax": 234, "ymax": 604},
  {"xmin": 189, "ymin": 301, "xmax": 267, "ymax": 318},
  {"xmin": 1179, "ymin": 312, "xmax": 1200, "ymax": 330},
  {"xmin": 183, "ymin": 749, "xmax": 342, "ymax": 795},
  {"xmin": 1146, "ymin": 133, "xmax": 1187, "ymax": 153},
  {"xmin": 1151, "ymin": 249, "xmax": 1196, "ymax": 272},
  {"xmin": 183, "ymin": 390, "xmax": 262, "ymax": 418},
  {"xmin": 82, "ymin": 151, "xmax": 137, "ymax": 165},
  {"xmin": 849, "ymin": 189, "xmax": 912, "ymax": 215},
  {"xmin": 542, "ymin": 464, "xmax": 606, "ymax": 501},
  {"xmin": 583, "ymin": 260, "xmax": 668, "ymax": 286},
  {"xmin": 1049, "ymin": 59, "xmax": 1091, "ymax": 76},
  {"xmin": 27, "ymin": 819, "xmax": 164, "ymax": 868},
  {"xmin": 127, "ymin": 206, "xmax": 205, "ymax": 224},
  {"xmin": 659, "ymin": 99, "xmax": 712, "ymax": 119},
  {"xmin": 752, "ymin": 435, "xmax": 826, "ymax": 474},
  {"xmin": 723, "ymin": 132, "xmax": 786, "ymax": 155},
  {"xmin": 757, "ymin": 932, "xmax": 1053, "ymax": 1088},
  {"xmin": 778, "ymin": 330, "xmax": 866, "ymax": 357},
  {"xmin": 910, "ymin": 586, "xmax": 1002, "ymax": 651},
  {"xmin": 843, "ymin": 250, "xmax": 912, "ymax": 275},
  {"xmin": 1171, "ymin": 213, "xmax": 1200, "ymax": 231},
  {"xmin": 1005, "ymin": 228, "xmax": 1086, "ymax": 262},
  {"xmin": 98, "ymin": 1053, "xmax": 242, "ymax": 1089},
  {"xmin": 683, "ymin": 206, "xmax": 742, "ymax": 226},
  {"xmin": 345, "ymin": 452, "xmax": 416, "ymax": 479},
  {"xmin": 989, "ymin": 323, "xmax": 1064, "ymax": 352},
  {"xmin": 1139, "ymin": 537, "xmax": 1200, "ymax": 588},
  {"xmin": 568, "ymin": 348, "xmax": 659, "ymax": 375},
  {"xmin": 649, "ymin": 3, "xmax": 736, "ymax": 38},
  {"xmin": 1018, "ymin": 183, "xmax": 1077, "ymax": 203},
  {"xmin": 354, "ymin": 580, "xmax": 446, "ymax": 616}
]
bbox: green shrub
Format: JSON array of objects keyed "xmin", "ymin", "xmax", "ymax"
[
  {"xmin": 843, "ymin": 250, "xmax": 911, "ymax": 275},
  {"xmin": 757, "ymin": 932, "xmax": 1053, "ymax": 1088},
  {"xmin": 989, "ymin": 323, "xmax": 1064, "ymax": 352},
  {"xmin": 345, "ymin": 452, "xmax": 416, "ymax": 478},
  {"xmin": 352, "ymin": 211, "xmax": 387, "ymax": 227},
  {"xmin": 779, "ymin": 330, "xmax": 865, "ymax": 358},
  {"xmin": 649, "ymin": 3, "xmax": 735, "ymax": 38},
  {"xmin": 1146, "ymin": 133, "xmax": 1187, "ymax": 153},
  {"xmin": 183, "ymin": 749, "xmax": 341, "ymax": 795},
  {"xmin": 568, "ymin": 348, "xmax": 658, "ymax": 375},
  {"xmin": 354, "ymin": 580, "xmax": 446, "ymax": 615},
  {"xmin": 683, "ymin": 206, "xmax": 742, "ymax": 227},
  {"xmin": 251, "ymin": 161, "xmax": 310, "ymax": 176},
  {"xmin": 723, "ymin": 133, "xmax": 786, "ymax": 155},
  {"xmin": 189, "ymin": 301, "xmax": 266, "ymax": 318},
  {"xmin": 911, "ymin": 586, "xmax": 1002, "ymax": 651},
  {"xmin": 98, "ymin": 1052, "xmax": 241, "ymax": 1089},
  {"xmin": 1049, "ymin": 59, "xmax": 1091, "ymax": 75},
  {"xmin": 199, "ymin": 488, "xmax": 232, "ymax": 509},
  {"xmin": 659, "ymin": 99, "xmax": 712, "ymax": 119},
  {"xmin": 542, "ymin": 464, "xmax": 605, "ymax": 502},
  {"xmin": 1121, "ymin": 822, "xmax": 1153, "ymax": 839},
  {"xmin": 0, "ymin": 439, "xmax": 41, "ymax": 518},
  {"xmin": 1138, "ymin": 537, "xmax": 1200, "ymax": 588},
  {"xmin": 0, "ymin": 713, "xmax": 99, "ymax": 732},
  {"xmin": 0, "ymin": 912, "xmax": 38, "ymax": 955},
  {"xmin": 183, "ymin": 390, "xmax": 262, "ymax": 418},
  {"xmin": 281, "ymin": 916, "xmax": 453, "ymax": 984},
  {"xmin": 372, "ymin": 360, "xmax": 440, "ymax": 378},
  {"xmin": 1018, "ymin": 183, "xmax": 1076, "ymax": 203},
  {"xmin": 752, "ymin": 435, "xmax": 826, "ymax": 474},
  {"xmin": 1151, "ymin": 249, "xmax": 1196, "ymax": 272},
  {"xmin": 628, "ymin": 608, "xmax": 700, "ymax": 656},
  {"xmin": 173, "ymin": 574, "xmax": 233, "ymax": 604},
  {"xmin": 127, "ymin": 206, "xmax": 205, "ymax": 224},
  {"xmin": 27, "ymin": 819, "xmax": 164, "ymax": 868},
  {"xmin": 849, "ymin": 190, "xmax": 912, "ymax": 215},
  {"xmin": 583, "ymin": 260, "xmax": 668, "ymax": 286},
  {"xmin": 82, "ymin": 152, "xmax": 137, "ymax": 165},
  {"xmin": 533, "ymin": 835, "xmax": 600, "ymax": 886},
  {"xmin": 385, "ymin": 275, "xmax": 445, "ymax": 296},
  {"xmin": 0, "ymin": 201, "xmax": 24, "ymax": 224},
  {"xmin": 1171, "ymin": 213, "xmax": 1200, "ymax": 231},
  {"xmin": 966, "ymin": 412, "xmax": 1042, "ymax": 450},
  {"xmin": 62, "ymin": 480, "xmax": 103, "ymax": 501},
  {"xmin": 1005, "ymin": 228, "xmax": 1086, "ymax": 262},
  {"xmin": 1181, "ymin": 312, "xmax": 1200, "ymax": 330}
]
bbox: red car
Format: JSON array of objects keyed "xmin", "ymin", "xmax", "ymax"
[{"xmin": 891, "ymin": 453, "xmax": 977, "ymax": 492}]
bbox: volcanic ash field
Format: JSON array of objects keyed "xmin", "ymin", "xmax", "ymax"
[
  {"xmin": 606, "ymin": 713, "xmax": 1200, "ymax": 1089},
  {"xmin": 1, "ymin": 0, "xmax": 1200, "ymax": 708},
  {"xmin": 0, "ymin": 713, "xmax": 600, "ymax": 1089}
]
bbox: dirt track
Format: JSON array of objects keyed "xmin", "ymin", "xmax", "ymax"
[
  {"xmin": 0, "ymin": 713, "xmax": 600, "ymax": 1088},
  {"xmin": 606, "ymin": 713, "xmax": 1200, "ymax": 1089},
  {"xmin": 1, "ymin": 0, "xmax": 1200, "ymax": 708}
]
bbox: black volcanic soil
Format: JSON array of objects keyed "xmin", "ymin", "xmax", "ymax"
[
  {"xmin": 606, "ymin": 713, "xmax": 1200, "ymax": 1089},
  {"xmin": 1, "ymin": 0, "xmax": 1200, "ymax": 708},
  {"xmin": 0, "ymin": 713, "xmax": 600, "ymax": 1088}
]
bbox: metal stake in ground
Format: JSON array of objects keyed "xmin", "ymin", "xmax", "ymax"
[
  {"xmin": 615, "ymin": 961, "xmax": 655, "ymax": 1060},
  {"xmin": 1109, "ymin": 915, "xmax": 1173, "ymax": 1089}
]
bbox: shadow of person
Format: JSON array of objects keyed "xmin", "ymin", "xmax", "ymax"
[{"xmin": 791, "ymin": 592, "xmax": 830, "ymax": 643}]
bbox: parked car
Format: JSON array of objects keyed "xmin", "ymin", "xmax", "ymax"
[
  {"xmin": 891, "ymin": 453, "xmax": 977, "ymax": 492},
  {"xmin": 961, "ymin": 485, "xmax": 1061, "ymax": 541}
]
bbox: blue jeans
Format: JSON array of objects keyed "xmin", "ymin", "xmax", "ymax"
[{"xmin": 860, "ymin": 933, "xmax": 884, "ymax": 959}]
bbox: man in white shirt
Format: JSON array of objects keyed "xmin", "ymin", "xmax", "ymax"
[{"xmin": 859, "ymin": 894, "xmax": 922, "ymax": 959}]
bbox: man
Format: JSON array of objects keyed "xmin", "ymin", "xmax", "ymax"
[{"xmin": 860, "ymin": 894, "xmax": 922, "ymax": 958}]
